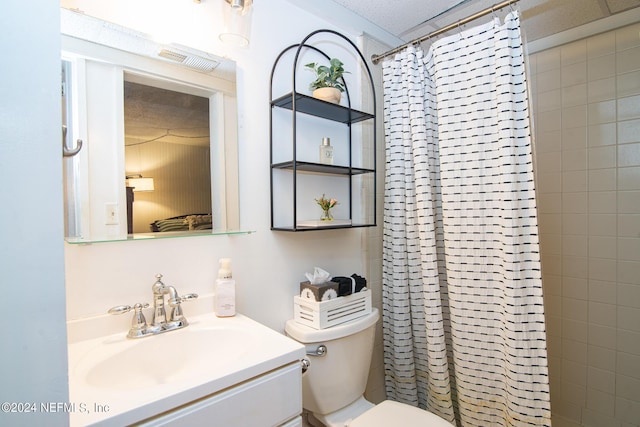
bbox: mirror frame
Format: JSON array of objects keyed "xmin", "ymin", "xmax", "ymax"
[{"xmin": 61, "ymin": 9, "xmax": 243, "ymax": 243}]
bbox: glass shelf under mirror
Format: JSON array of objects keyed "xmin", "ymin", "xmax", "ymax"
[{"xmin": 65, "ymin": 229, "xmax": 255, "ymax": 244}]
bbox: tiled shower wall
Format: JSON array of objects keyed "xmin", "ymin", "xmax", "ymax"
[{"xmin": 529, "ymin": 22, "xmax": 640, "ymax": 426}]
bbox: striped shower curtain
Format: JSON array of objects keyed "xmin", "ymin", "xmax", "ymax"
[{"xmin": 381, "ymin": 12, "xmax": 551, "ymax": 426}]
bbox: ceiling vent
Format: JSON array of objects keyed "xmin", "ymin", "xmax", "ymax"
[{"xmin": 157, "ymin": 47, "xmax": 219, "ymax": 73}]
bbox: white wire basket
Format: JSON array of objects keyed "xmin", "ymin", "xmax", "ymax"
[{"xmin": 293, "ymin": 289, "xmax": 372, "ymax": 329}]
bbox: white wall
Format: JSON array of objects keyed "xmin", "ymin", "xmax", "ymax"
[
  {"xmin": 0, "ymin": 3, "xmax": 69, "ymax": 427},
  {"xmin": 62, "ymin": 0, "xmax": 376, "ymax": 333}
]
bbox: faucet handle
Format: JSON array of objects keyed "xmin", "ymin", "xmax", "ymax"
[
  {"xmin": 181, "ymin": 293, "xmax": 198, "ymax": 302},
  {"xmin": 108, "ymin": 303, "xmax": 151, "ymax": 339},
  {"xmin": 108, "ymin": 302, "xmax": 150, "ymax": 315}
]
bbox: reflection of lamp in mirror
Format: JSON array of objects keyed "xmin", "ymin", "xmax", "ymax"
[
  {"xmin": 219, "ymin": 0, "xmax": 253, "ymax": 47},
  {"xmin": 127, "ymin": 176, "xmax": 155, "ymax": 192},
  {"xmin": 125, "ymin": 174, "xmax": 155, "ymax": 234}
]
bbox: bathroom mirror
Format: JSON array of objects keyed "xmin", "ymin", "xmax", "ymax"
[{"xmin": 61, "ymin": 8, "xmax": 242, "ymax": 243}]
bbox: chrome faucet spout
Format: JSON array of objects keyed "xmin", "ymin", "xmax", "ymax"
[
  {"xmin": 109, "ymin": 273, "xmax": 198, "ymax": 339},
  {"xmin": 151, "ymin": 274, "xmax": 185, "ymax": 327}
]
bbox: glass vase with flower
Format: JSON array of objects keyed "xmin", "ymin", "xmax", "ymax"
[{"xmin": 315, "ymin": 194, "xmax": 338, "ymax": 221}]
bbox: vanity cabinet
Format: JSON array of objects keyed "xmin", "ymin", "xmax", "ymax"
[
  {"xmin": 270, "ymin": 29, "xmax": 376, "ymax": 231},
  {"xmin": 135, "ymin": 362, "xmax": 301, "ymax": 426}
]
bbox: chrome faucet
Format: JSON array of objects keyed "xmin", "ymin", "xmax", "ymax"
[{"xmin": 109, "ymin": 273, "xmax": 198, "ymax": 339}]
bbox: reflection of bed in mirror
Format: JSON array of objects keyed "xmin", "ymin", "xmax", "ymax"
[{"xmin": 150, "ymin": 214, "xmax": 213, "ymax": 233}]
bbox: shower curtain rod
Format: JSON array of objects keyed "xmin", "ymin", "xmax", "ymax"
[{"xmin": 371, "ymin": 0, "xmax": 518, "ymax": 64}]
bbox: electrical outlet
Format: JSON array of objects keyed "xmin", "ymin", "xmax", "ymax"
[{"xmin": 105, "ymin": 203, "xmax": 119, "ymax": 225}]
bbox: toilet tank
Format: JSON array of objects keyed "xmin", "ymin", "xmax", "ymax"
[{"xmin": 285, "ymin": 308, "xmax": 379, "ymax": 415}]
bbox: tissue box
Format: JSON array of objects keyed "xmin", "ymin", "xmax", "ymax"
[
  {"xmin": 294, "ymin": 289, "xmax": 372, "ymax": 329},
  {"xmin": 299, "ymin": 281, "xmax": 339, "ymax": 302}
]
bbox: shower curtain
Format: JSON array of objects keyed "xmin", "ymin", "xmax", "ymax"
[{"xmin": 381, "ymin": 11, "xmax": 551, "ymax": 426}]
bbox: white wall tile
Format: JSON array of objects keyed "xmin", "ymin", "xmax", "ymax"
[
  {"xmin": 563, "ymin": 255, "xmax": 588, "ymax": 278},
  {"xmin": 587, "ymin": 30, "xmax": 616, "ymax": 59},
  {"xmin": 588, "ymin": 100, "xmax": 617, "ymax": 125},
  {"xmin": 589, "ymin": 366, "xmax": 616, "ymax": 394},
  {"xmin": 564, "ymin": 276, "xmax": 588, "ymax": 299},
  {"xmin": 618, "ymin": 142, "xmax": 640, "ymax": 167},
  {"xmin": 616, "ymin": 46, "xmax": 640, "ymax": 74},
  {"xmin": 564, "ymin": 192, "xmax": 588, "ymax": 213},
  {"xmin": 618, "ymin": 237, "xmax": 640, "ymax": 261},
  {"xmin": 615, "ymin": 22, "xmax": 640, "ymax": 52},
  {"xmin": 589, "ymin": 301, "xmax": 618, "ymax": 327},
  {"xmin": 589, "ymin": 279, "xmax": 617, "ymax": 304},
  {"xmin": 562, "ymin": 62, "xmax": 588, "ymax": 87},
  {"xmin": 618, "ymin": 95, "xmax": 640, "ymax": 121},
  {"xmin": 588, "ymin": 54, "xmax": 616, "ymax": 81},
  {"xmin": 537, "ymin": 46, "xmax": 562, "ymax": 72},
  {"xmin": 562, "ymin": 83, "xmax": 588, "ymax": 108},
  {"xmin": 538, "ymin": 67, "xmax": 562, "ymax": 92},
  {"xmin": 587, "ymin": 344, "xmax": 616, "ymax": 371},
  {"xmin": 589, "ymin": 236, "xmax": 617, "ymax": 259},
  {"xmin": 588, "ymin": 77, "xmax": 617, "ymax": 103},
  {"xmin": 589, "ymin": 257, "xmax": 618, "ymax": 282},
  {"xmin": 616, "ymin": 351, "xmax": 640, "ymax": 379},
  {"xmin": 616, "ymin": 328, "xmax": 640, "ymax": 355},
  {"xmin": 563, "ymin": 105, "xmax": 588, "ymax": 128},
  {"xmin": 589, "ymin": 168, "xmax": 617, "ymax": 191},
  {"xmin": 617, "ymin": 283, "xmax": 640, "ymax": 308},
  {"xmin": 586, "ymin": 388, "xmax": 616, "ymax": 417},
  {"xmin": 539, "ymin": 89, "xmax": 563, "ymax": 112},
  {"xmin": 618, "ymin": 119, "xmax": 640, "ymax": 144},
  {"xmin": 589, "ymin": 146, "xmax": 617, "ymax": 169},
  {"xmin": 563, "ymin": 149, "xmax": 588, "ymax": 171},
  {"xmin": 617, "ymin": 306, "xmax": 640, "ymax": 332},
  {"xmin": 562, "ymin": 39, "xmax": 587, "ymax": 66},
  {"xmin": 615, "ymin": 396, "xmax": 640, "ymax": 424},
  {"xmin": 616, "ymin": 374, "xmax": 640, "ymax": 401},
  {"xmin": 589, "ymin": 214, "xmax": 617, "ymax": 236},
  {"xmin": 564, "ymin": 296, "xmax": 589, "ymax": 321},
  {"xmin": 618, "ymin": 214, "xmax": 640, "ymax": 237},
  {"xmin": 617, "ymin": 190, "xmax": 640, "ymax": 213},
  {"xmin": 564, "ymin": 213, "xmax": 588, "ymax": 235},
  {"xmin": 563, "ymin": 358, "xmax": 587, "ymax": 384},
  {"xmin": 563, "ymin": 127, "xmax": 587, "ymax": 150},
  {"xmin": 618, "ymin": 167, "xmax": 640, "ymax": 190},
  {"xmin": 587, "ymin": 123, "xmax": 616, "ymax": 147},
  {"xmin": 589, "ymin": 324, "xmax": 617, "ymax": 349},
  {"xmin": 617, "ymin": 70, "xmax": 640, "ymax": 98},
  {"xmin": 589, "ymin": 191, "xmax": 617, "ymax": 214},
  {"xmin": 562, "ymin": 170, "xmax": 592, "ymax": 192},
  {"xmin": 617, "ymin": 260, "xmax": 640, "ymax": 285}
]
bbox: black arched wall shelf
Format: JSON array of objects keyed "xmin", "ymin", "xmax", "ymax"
[{"xmin": 269, "ymin": 29, "xmax": 377, "ymax": 231}]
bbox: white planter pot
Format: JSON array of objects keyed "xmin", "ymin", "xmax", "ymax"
[{"xmin": 312, "ymin": 87, "xmax": 341, "ymax": 104}]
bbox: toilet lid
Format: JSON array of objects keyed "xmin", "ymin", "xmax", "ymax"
[{"xmin": 349, "ymin": 400, "xmax": 452, "ymax": 427}]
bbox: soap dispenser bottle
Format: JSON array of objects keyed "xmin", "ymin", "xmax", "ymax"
[{"xmin": 215, "ymin": 258, "xmax": 236, "ymax": 317}]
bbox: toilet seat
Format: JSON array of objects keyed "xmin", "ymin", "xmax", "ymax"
[{"xmin": 349, "ymin": 400, "xmax": 452, "ymax": 427}]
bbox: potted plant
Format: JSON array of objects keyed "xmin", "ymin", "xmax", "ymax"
[{"xmin": 305, "ymin": 58, "xmax": 348, "ymax": 104}]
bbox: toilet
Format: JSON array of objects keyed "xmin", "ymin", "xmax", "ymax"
[{"xmin": 285, "ymin": 308, "xmax": 452, "ymax": 427}]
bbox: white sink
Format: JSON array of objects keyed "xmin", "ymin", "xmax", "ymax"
[
  {"xmin": 82, "ymin": 327, "xmax": 251, "ymax": 390},
  {"xmin": 67, "ymin": 312, "xmax": 304, "ymax": 426}
]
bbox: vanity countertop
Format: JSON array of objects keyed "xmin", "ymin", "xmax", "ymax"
[{"xmin": 67, "ymin": 312, "xmax": 304, "ymax": 426}]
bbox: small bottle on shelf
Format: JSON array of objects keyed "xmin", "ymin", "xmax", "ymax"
[{"xmin": 319, "ymin": 137, "xmax": 334, "ymax": 165}]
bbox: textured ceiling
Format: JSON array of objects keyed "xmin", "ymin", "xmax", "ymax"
[{"xmin": 297, "ymin": 0, "xmax": 640, "ymax": 45}]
